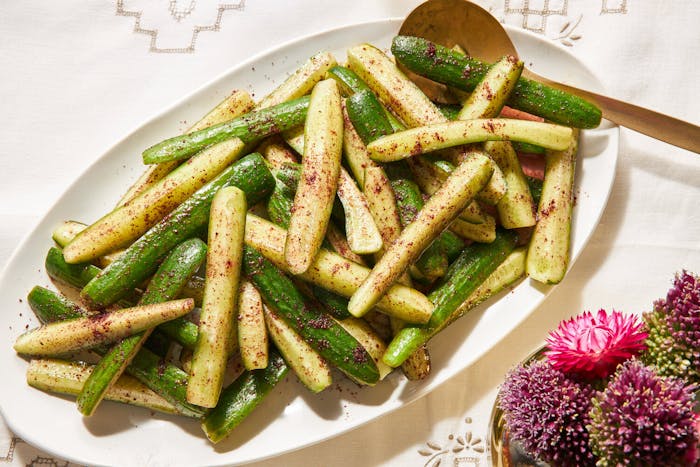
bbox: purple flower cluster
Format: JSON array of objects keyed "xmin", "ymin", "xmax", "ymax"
[
  {"xmin": 498, "ymin": 359, "xmax": 596, "ymax": 466},
  {"xmin": 499, "ymin": 272, "xmax": 700, "ymax": 465},
  {"xmin": 644, "ymin": 271, "xmax": 700, "ymax": 382},
  {"xmin": 588, "ymin": 360, "xmax": 697, "ymax": 466}
]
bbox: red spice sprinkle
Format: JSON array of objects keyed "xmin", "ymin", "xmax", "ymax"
[
  {"xmin": 411, "ymin": 141, "xmax": 423, "ymax": 157},
  {"xmin": 461, "ymin": 65, "xmax": 472, "ymax": 79},
  {"xmin": 483, "ymin": 120, "xmax": 497, "ymax": 133},
  {"xmin": 484, "ymin": 82, "xmax": 494, "ymax": 101},
  {"xmin": 352, "ymin": 345, "xmax": 368, "ymax": 364},
  {"xmin": 426, "ymin": 42, "xmax": 437, "ymax": 59},
  {"xmin": 305, "ymin": 171, "xmax": 318, "ymax": 185},
  {"xmin": 540, "ymin": 199, "xmax": 557, "ymax": 217},
  {"xmin": 308, "ymin": 314, "xmax": 333, "ymax": 329}
]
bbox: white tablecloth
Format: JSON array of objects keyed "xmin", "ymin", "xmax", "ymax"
[{"xmin": 1, "ymin": 1, "xmax": 699, "ymax": 465}]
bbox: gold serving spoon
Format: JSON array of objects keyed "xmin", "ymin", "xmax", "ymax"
[{"xmin": 399, "ymin": 0, "xmax": 700, "ymax": 153}]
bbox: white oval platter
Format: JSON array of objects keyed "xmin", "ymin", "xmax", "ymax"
[{"xmin": 0, "ymin": 18, "xmax": 618, "ymax": 467}]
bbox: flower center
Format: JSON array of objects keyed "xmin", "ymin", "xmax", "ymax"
[{"xmin": 576, "ymin": 325, "xmax": 612, "ymax": 355}]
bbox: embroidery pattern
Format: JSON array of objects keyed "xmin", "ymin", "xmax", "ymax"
[
  {"xmin": 418, "ymin": 418, "xmax": 486, "ymax": 467},
  {"xmin": 555, "ymin": 15, "xmax": 583, "ymax": 47},
  {"xmin": 504, "ymin": 0, "xmax": 568, "ymax": 35},
  {"xmin": 116, "ymin": 0, "xmax": 246, "ymax": 53},
  {"xmin": 26, "ymin": 457, "xmax": 72, "ymax": 467},
  {"xmin": 501, "ymin": 0, "xmax": 627, "ymax": 46},
  {"xmin": 601, "ymin": 0, "xmax": 628, "ymax": 14},
  {"xmin": 169, "ymin": 1, "xmax": 197, "ymax": 22},
  {"xmin": 1, "ymin": 436, "xmax": 81, "ymax": 466},
  {"xmin": 0, "ymin": 436, "xmax": 20, "ymax": 463}
]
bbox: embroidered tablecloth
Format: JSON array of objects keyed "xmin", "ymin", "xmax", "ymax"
[{"xmin": 1, "ymin": 1, "xmax": 699, "ymax": 465}]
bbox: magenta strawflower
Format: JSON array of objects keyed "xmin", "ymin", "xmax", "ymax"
[
  {"xmin": 588, "ymin": 360, "xmax": 698, "ymax": 466},
  {"xmin": 545, "ymin": 309, "xmax": 647, "ymax": 379},
  {"xmin": 498, "ymin": 359, "xmax": 596, "ymax": 465},
  {"xmin": 643, "ymin": 270, "xmax": 700, "ymax": 382}
]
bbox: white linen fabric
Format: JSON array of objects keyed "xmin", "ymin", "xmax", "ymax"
[{"xmin": 1, "ymin": 1, "xmax": 698, "ymax": 465}]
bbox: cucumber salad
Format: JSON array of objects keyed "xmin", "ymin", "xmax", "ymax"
[{"xmin": 14, "ymin": 34, "xmax": 601, "ymax": 444}]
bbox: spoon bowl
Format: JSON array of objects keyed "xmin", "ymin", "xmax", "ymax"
[
  {"xmin": 399, "ymin": 0, "xmax": 700, "ymax": 153},
  {"xmin": 399, "ymin": 0, "xmax": 513, "ymax": 63}
]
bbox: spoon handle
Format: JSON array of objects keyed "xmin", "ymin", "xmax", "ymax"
[{"xmin": 527, "ymin": 70, "xmax": 700, "ymax": 153}]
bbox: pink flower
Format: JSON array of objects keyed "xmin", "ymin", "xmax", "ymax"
[{"xmin": 545, "ymin": 309, "xmax": 648, "ymax": 379}]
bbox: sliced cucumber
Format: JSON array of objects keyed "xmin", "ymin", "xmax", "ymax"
[
  {"xmin": 391, "ymin": 36, "xmax": 601, "ymax": 129},
  {"xmin": 243, "ymin": 245, "xmax": 380, "ymax": 386},
  {"xmin": 383, "ymin": 230, "xmax": 518, "ymax": 367},
  {"xmin": 81, "ymin": 153, "xmax": 274, "ymax": 309}
]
